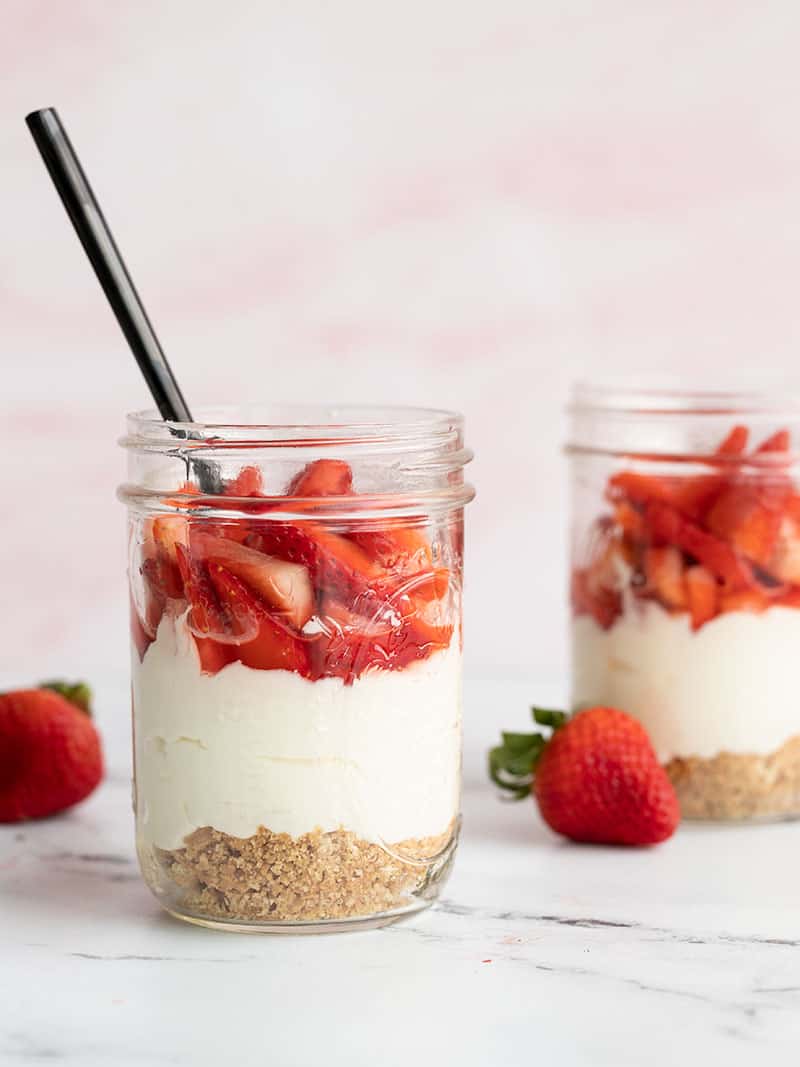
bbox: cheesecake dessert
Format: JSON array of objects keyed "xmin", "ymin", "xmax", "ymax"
[
  {"xmin": 571, "ymin": 425, "xmax": 800, "ymax": 820},
  {"xmin": 130, "ymin": 458, "xmax": 462, "ymax": 925}
]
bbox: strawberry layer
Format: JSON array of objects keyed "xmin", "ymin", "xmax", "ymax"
[
  {"xmin": 132, "ymin": 613, "xmax": 462, "ymax": 850},
  {"xmin": 572, "ymin": 601, "xmax": 800, "ymax": 762}
]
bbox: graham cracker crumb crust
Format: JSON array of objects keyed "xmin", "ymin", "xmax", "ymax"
[
  {"xmin": 151, "ymin": 822, "xmax": 456, "ymax": 922},
  {"xmin": 665, "ymin": 735, "xmax": 800, "ymax": 820}
]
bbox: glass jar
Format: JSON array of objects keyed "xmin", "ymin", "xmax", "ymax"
[
  {"xmin": 568, "ymin": 384, "xmax": 800, "ymax": 822},
  {"xmin": 119, "ymin": 405, "xmax": 474, "ymax": 931}
]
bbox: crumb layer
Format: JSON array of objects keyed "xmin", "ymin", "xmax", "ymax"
[
  {"xmin": 665, "ymin": 735, "xmax": 800, "ymax": 820},
  {"xmin": 149, "ymin": 823, "xmax": 455, "ymax": 923}
]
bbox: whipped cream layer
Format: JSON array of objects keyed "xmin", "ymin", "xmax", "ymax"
[
  {"xmin": 572, "ymin": 603, "xmax": 800, "ymax": 762},
  {"xmin": 132, "ymin": 615, "xmax": 462, "ymax": 850}
]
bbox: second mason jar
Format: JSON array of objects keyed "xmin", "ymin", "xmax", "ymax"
[
  {"xmin": 568, "ymin": 385, "xmax": 800, "ymax": 822},
  {"xmin": 120, "ymin": 405, "xmax": 474, "ymax": 931}
]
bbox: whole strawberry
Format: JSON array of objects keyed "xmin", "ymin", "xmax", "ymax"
[
  {"xmin": 489, "ymin": 706, "xmax": 679, "ymax": 846},
  {"xmin": 0, "ymin": 682, "xmax": 103, "ymax": 822}
]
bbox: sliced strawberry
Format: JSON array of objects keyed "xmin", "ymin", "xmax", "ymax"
[
  {"xmin": 194, "ymin": 636, "xmax": 236, "ymax": 674},
  {"xmin": 719, "ymin": 588, "xmax": 771, "ymax": 615},
  {"xmin": 163, "ymin": 470, "xmax": 266, "ymax": 518},
  {"xmin": 208, "ymin": 566, "xmax": 311, "ymax": 674},
  {"xmin": 351, "ymin": 524, "xmax": 448, "ymax": 606},
  {"xmin": 246, "ymin": 521, "xmax": 382, "ymax": 608},
  {"xmin": 138, "ymin": 516, "xmax": 186, "ymax": 623},
  {"xmin": 608, "ymin": 471, "xmax": 677, "ymax": 509},
  {"xmin": 136, "ymin": 540, "xmax": 174, "ymax": 639},
  {"xmin": 778, "ymin": 585, "xmax": 800, "ymax": 608},
  {"xmin": 176, "ymin": 546, "xmax": 279, "ymax": 673},
  {"xmin": 571, "ymin": 569, "xmax": 621, "ymax": 629},
  {"xmin": 224, "ymin": 465, "xmax": 264, "ymax": 497},
  {"xmin": 350, "ymin": 525, "xmax": 433, "ymax": 570},
  {"xmin": 286, "ymin": 459, "xmax": 353, "ymax": 497},
  {"xmin": 190, "ymin": 532, "xmax": 314, "ymax": 628},
  {"xmin": 402, "ymin": 615, "xmax": 453, "ymax": 662},
  {"xmin": 151, "ymin": 515, "xmax": 188, "ymax": 563},
  {"xmin": 685, "ymin": 566, "xmax": 718, "ymax": 630},
  {"xmin": 311, "ymin": 602, "xmax": 396, "ymax": 682},
  {"xmin": 787, "ymin": 494, "xmax": 800, "ymax": 524},
  {"xmin": 614, "ymin": 501, "xmax": 646, "ymax": 542},
  {"xmin": 193, "ymin": 519, "xmax": 255, "ymax": 545},
  {"xmin": 141, "ymin": 555, "xmax": 182, "ymax": 611},
  {"xmin": 644, "ymin": 501, "xmax": 755, "ymax": 590},
  {"xmin": 716, "ymin": 425, "xmax": 749, "ymax": 455},
  {"xmin": 382, "ymin": 566, "xmax": 451, "ymax": 612},
  {"xmin": 174, "ymin": 544, "xmax": 229, "ymax": 638},
  {"xmin": 355, "ymin": 574, "xmax": 450, "ymax": 637},
  {"xmin": 179, "ymin": 470, "xmax": 275, "ymax": 516},
  {"xmin": 304, "ymin": 526, "xmax": 383, "ymax": 599},
  {"xmin": 643, "ymin": 546, "xmax": 687, "ymax": 610},
  {"xmin": 706, "ymin": 482, "xmax": 790, "ymax": 567},
  {"xmin": 670, "ymin": 428, "xmax": 750, "ymax": 519},
  {"xmin": 609, "ymin": 469, "xmax": 722, "ymax": 525},
  {"xmin": 671, "ymin": 473, "xmax": 729, "ymax": 522},
  {"xmin": 756, "ymin": 429, "xmax": 791, "ymax": 453},
  {"xmin": 766, "ymin": 516, "xmax": 800, "ymax": 584},
  {"xmin": 312, "ymin": 601, "xmax": 453, "ymax": 683},
  {"xmin": 571, "ymin": 520, "xmax": 627, "ymax": 629},
  {"xmin": 677, "ymin": 425, "xmax": 758, "ymax": 517}
]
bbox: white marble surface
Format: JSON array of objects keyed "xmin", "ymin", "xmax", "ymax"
[{"xmin": 2, "ymin": 675, "xmax": 800, "ymax": 1066}]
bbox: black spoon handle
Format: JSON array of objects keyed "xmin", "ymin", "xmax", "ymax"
[{"xmin": 26, "ymin": 107, "xmax": 193, "ymax": 424}]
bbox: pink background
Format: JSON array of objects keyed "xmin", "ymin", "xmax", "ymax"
[{"xmin": 3, "ymin": 2, "xmax": 800, "ymax": 684}]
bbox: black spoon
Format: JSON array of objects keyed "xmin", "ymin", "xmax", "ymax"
[{"xmin": 25, "ymin": 107, "xmax": 221, "ymax": 493}]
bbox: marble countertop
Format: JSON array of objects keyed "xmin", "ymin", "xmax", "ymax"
[{"xmin": 2, "ymin": 675, "xmax": 800, "ymax": 1066}]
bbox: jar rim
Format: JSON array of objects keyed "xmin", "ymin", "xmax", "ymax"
[
  {"xmin": 119, "ymin": 403, "xmax": 474, "ymax": 518},
  {"xmin": 570, "ymin": 380, "xmax": 800, "ymax": 417},
  {"xmin": 567, "ymin": 380, "xmax": 800, "ymax": 462},
  {"xmin": 123, "ymin": 403, "xmax": 464, "ymax": 448}
]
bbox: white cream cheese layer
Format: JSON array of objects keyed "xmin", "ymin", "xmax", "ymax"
[
  {"xmin": 132, "ymin": 615, "xmax": 462, "ymax": 850},
  {"xmin": 572, "ymin": 603, "xmax": 800, "ymax": 762}
]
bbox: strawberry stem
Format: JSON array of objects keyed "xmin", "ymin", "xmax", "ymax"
[
  {"xmin": 40, "ymin": 681, "xmax": 93, "ymax": 716},
  {"xmin": 487, "ymin": 706, "xmax": 569, "ymax": 800}
]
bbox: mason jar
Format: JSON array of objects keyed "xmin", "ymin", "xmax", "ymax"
[
  {"xmin": 119, "ymin": 405, "xmax": 474, "ymax": 931},
  {"xmin": 568, "ymin": 384, "xmax": 800, "ymax": 822}
]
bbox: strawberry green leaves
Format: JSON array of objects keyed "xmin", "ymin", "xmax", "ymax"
[
  {"xmin": 488, "ymin": 708, "xmax": 568, "ymax": 799},
  {"xmin": 40, "ymin": 681, "xmax": 93, "ymax": 716}
]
